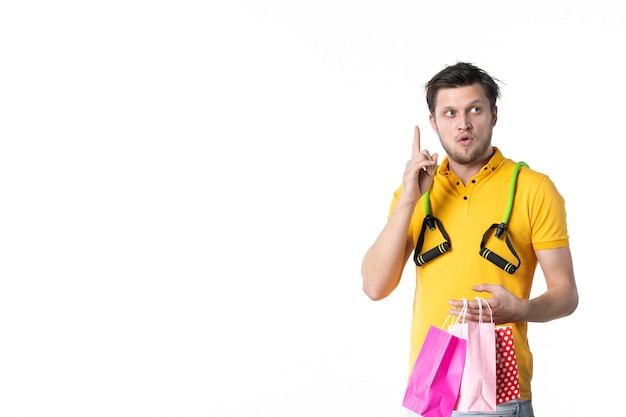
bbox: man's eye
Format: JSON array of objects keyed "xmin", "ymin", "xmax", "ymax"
[
  {"xmin": 471, "ymin": 106, "xmax": 481, "ymax": 113},
  {"xmin": 445, "ymin": 110, "xmax": 455, "ymax": 116}
]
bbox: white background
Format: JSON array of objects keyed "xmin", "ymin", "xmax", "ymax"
[{"xmin": 1, "ymin": 1, "xmax": 623, "ymax": 416}]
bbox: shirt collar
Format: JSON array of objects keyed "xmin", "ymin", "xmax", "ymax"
[{"xmin": 437, "ymin": 147, "xmax": 504, "ymax": 178}]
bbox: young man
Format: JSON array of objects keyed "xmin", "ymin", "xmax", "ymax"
[{"xmin": 361, "ymin": 62, "xmax": 578, "ymax": 416}]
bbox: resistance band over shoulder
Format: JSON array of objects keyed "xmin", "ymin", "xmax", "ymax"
[{"xmin": 413, "ymin": 162, "xmax": 529, "ymax": 274}]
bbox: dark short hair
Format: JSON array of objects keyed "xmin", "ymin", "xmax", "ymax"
[{"xmin": 424, "ymin": 62, "xmax": 501, "ymax": 115}]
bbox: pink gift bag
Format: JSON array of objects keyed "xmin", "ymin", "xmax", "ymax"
[
  {"xmin": 451, "ymin": 297, "xmax": 497, "ymax": 412},
  {"xmin": 495, "ymin": 325, "xmax": 521, "ymax": 404},
  {"xmin": 403, "ymin": 318, "xmax": 467, "ymax": 417}
]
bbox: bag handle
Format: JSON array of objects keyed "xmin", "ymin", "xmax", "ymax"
[
  {"xmin": 475, "ymin": 296, "xmax": 493, "ymax": 324},
  {"xmin": 443, "ymin": 298, "xmax": 468, "ymax": 335}
]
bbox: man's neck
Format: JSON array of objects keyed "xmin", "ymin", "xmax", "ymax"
[{"xmin": 448, "ymin": 147, "xmax": 494, "ymax": 185}]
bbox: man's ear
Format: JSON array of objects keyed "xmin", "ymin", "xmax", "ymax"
[
  {"xmin": 492, "ymin": 106, "xmax": 498, "ymax": 126},
  {"xmin": 429, "ymin": 113, "xmax": 438, "ymax": 133}
]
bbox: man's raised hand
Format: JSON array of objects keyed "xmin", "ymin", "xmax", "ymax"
[{"xmin": 402, "ymin": 126, "xmax": 438, "ymax": 203}]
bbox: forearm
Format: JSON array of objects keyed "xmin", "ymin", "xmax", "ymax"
[
  {"xmin": 521, "ymin": 283, "xmax": 578, "ymax": 323},
  {"xmin": 460, "ymin": 248, "xmax": 578, "ymax": 324},
  {"xmin": 361, "ymin": 199, "xmax": 416, "ymax": 301}
]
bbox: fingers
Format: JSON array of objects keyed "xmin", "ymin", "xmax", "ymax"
[
  {"xmin": 426, "ymin": 153, "xmax": 439, "ymax": 176},
  {"xmin": 472, "ymin": 284, "xmax": 498, "ymax": 294},
  {"xmin": 412, "ymin": 125, "xmax": 436, "ymax": 169},
  {"xmin": 448, "ymin": 299, "xmax": 495, "ymax": 323},
  {"xmin": 412, "ymin": 125, "xmax": 421, "ymax": 158},
  {"xmin": 449, "ymin": 296, "xmax": 493, "ymax": 311}
]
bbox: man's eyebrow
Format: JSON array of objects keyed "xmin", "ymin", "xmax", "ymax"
[{"xmin": 440, "ymin": 99, "xmax": 487, "ymax": 111}]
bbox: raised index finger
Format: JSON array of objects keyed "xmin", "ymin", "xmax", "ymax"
[{"xmin": 412, "ymin": 125, "xmax": 421, "ymax": 158}]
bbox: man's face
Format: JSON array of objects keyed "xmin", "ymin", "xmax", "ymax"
[{"xmin": 429, "ymin": 83, "xmax": 497, "ymax": 166}]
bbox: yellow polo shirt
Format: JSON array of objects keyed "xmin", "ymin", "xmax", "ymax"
[{"xmin": 389, "ymin": 148, "xmax": 569, "ymax": 401}]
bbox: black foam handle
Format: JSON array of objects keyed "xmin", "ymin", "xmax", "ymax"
[
  {"xmin": 479, "ymin": 247, "xmax": 517, "ymax": 274},
  {"xmin": 415, "ymin": 242, "xmax": 451, "ymax": 266}
]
